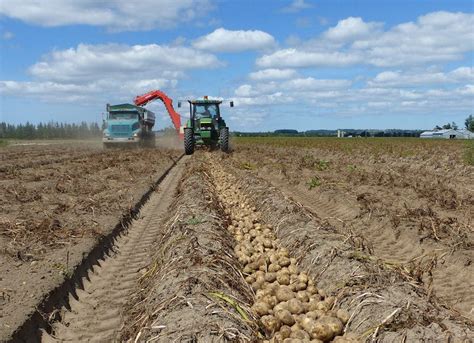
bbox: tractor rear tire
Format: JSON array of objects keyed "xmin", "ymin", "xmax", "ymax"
[
  {"xmin": 220, "ymin": 127, "xmax": 229, "ymax": 152},
  {"xmin": 184, "ymin": 128, "xmax": 194, "ymax": 155}
]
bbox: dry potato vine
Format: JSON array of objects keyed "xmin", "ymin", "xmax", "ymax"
[{"xmin": 210, "ymin": 167, "xmax": 358, "ymax": 343}]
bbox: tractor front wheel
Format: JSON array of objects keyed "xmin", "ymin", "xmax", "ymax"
[
  {"xmin": 220, "ymin": 127, "xmax": 229, "ymax": 152},
  {"xmin": 184, "ymin": 128, "xmax": 194, "ymax": 155}
]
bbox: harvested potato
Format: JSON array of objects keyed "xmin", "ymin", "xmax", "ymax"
[
  {"xmin": 332, "ymin": 333, "xmax": 359, "ymax": 342},
  {"xmin": 262, "ymin": 295, "xmax": 278, "ymax": 309},
  {"xmin": 307, "ymin": 310, "xmax": 325, "ymax": 320},
  {"xmin": 261, "ymin": 315, "xmax": 281, "ymax": 334},
  {"xmin": 265, "ymin": 272, "xmax": 277, "ymax": 283},
  {"xmin": 300, "ymin": 317, "xmax": 316, "ymax": 333},
  {"xmin": 294, "ymin": 282, "xmax": 307, "ymax": 291},
  {"xmin": 253, "ymin": 301, "xmax": 271, "ymax": 316},
  {"xmin": 296, "ymin": 291, "xmax": 309, "ymax": 303},
  {"xmin": 276, "ymin": 286, "xmax": 295, "ymax": 302},
  {"xmin": 283, "ymin": 339, "xmax": 303, "ymax": 343},
  {"xmin": 318, "ymin": 316, "xmax": 343, "ymax": 336},
  {"xmin": 279, "ymin": 248, "xmax": 289, "ymax": 258},
  {"xmin": 268, "ymin": 263, "xmax": 282, "ymax": 272},
  {"xmin": 315, "ymin": 301, "xmax": 330, "ymax": 312},
  {"xmin": 252, "ymin": 280, "xmax": 264, "ymax": 291},
  {"xmin": 277, "ymin": 272, "xmax": 291, "ymax": 285},
  {"xmin": 279, "ymin": 325, "xmax": 292, "ymax": 339},
  {"xmin": 279, "ymin": 256, "xmax": 291, "ymax": 267},
  {"xmin": 306, "ymin": 285, "xmax": 318, "ymax": 295},
  {"xmin": 287, "ymin": 298, "xmax": 304, "ymax": 315},
  {"xmin": 274, "ymin": 301, "xmax": 288, "ymax": 313},
  {"xmin": 290, "ymin": 329, "xmax": 310, "ymax": 340},
  {"xmin": 275, "ymin": 309, "xmax": 296, "ymax": 326},
  {"xmin": 263, "ymin": 239, "xmax": 273, "ymax": 248}
]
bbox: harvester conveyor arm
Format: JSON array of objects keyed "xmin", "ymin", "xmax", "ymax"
[{"xmin": 134, "ymin": 90, "xmax": 182, "ymax": 136}]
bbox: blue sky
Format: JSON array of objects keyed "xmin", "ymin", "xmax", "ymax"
[{"xmin": 0, "ymin": 0, "xmax": 473, "ymax": 131}]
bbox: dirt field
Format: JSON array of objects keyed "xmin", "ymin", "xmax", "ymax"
[
  {"xmin": 0, "ymin": 140, "xmax": 181, "ymax": 341},
  {"xmin": 228, "ymin": 138, "xmax": 473, "ymax": 321},
  {"xmin": 1, "ymin": 138, "xmax": 472, "ymax": 342}
]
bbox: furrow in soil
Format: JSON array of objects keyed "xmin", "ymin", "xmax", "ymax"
[{"xmin": 41, "ymin": 156, "xmax": 188, "ymax": 342}]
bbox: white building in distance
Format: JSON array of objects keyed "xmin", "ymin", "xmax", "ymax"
[{"xmin": 420, "ymin": 129, "xmax": 474, "ymax": 139}]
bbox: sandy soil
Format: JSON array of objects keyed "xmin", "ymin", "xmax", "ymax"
[
  {"xmin": 0, "ymin": 141, "xmax": 181, "ymax": 341},
  {"xmin": 226, "ymin": 139, "xmax": 473, "ymax": 330},
  {"xmin": 2, "ymin": 137, "xmax": 473, "ymax": 342}
]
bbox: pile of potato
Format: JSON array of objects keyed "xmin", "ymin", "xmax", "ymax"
[{"xmin": 210, "ymin": 168, "xmax": 358, "ymax": 343}]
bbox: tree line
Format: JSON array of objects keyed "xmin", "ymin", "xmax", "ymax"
[
  {"xmin": 234, "ymin": 129, "xmax": 424, "ymax": 137},
  {"xmin": 0, "ymin": 122, "xmax": 102, "ymax": 139},
  {"xmin": 434, "ymin": 115, "xmax": 474, "ymax": 131}
]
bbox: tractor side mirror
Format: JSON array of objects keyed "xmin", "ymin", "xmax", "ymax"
[
  {"xmin": 230, "ymin": 101, "xmax": 234, "ymax": 107},
  {"xmin": 178, "ymin": 101, "xmax": 182, "ymax": 108}
]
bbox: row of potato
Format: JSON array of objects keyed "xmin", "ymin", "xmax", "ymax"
[{"xmin": 210, "ymin": 167, "xmax": 359, "ymax": 343}]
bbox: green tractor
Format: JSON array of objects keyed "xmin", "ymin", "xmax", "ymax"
[{"xmin": 179, "ymin": 97, "xmax": 233, "ymax": 155}]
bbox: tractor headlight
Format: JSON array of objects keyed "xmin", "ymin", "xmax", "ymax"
[
  {"xmin": 133, "ymin": 132, "xmax": 139, "ymax": 137},
  {"xmin": 103, "ymin": 131, "xmax": 110, "ymax": 137}
]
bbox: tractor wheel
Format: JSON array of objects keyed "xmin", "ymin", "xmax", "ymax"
[
  {"xmin": 184, "ymin": 128, "xmax": 194, "ymax": 155},
  {"xmin": 220, "ymin": 127, "xmax": 229, "ymax": 152}
]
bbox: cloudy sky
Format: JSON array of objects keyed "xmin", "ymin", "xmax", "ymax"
[{"xmin": 0, "ymin": 0, "xmax": 473, "ymax": 131}]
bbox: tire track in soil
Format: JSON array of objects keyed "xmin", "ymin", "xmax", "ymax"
[
  {"xmin": 41, "ymin": 156, "xmax": 188, "ymax": 342},
  {"xmin": 255, "ymin": 170, "xmax": 474, "ymax": 319},
  {"xmin": 221, "ymin": 157, "xmax": 474, "ymax": 341}
]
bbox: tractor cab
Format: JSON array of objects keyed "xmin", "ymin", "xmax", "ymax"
[{"xmin": 191, "ymin": 100, "xmax": 221, "ymax": 133}]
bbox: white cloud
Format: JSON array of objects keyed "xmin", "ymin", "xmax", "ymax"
[
  {"xmin": 233, "ymin": 77, "xmax": 351, "ymax": 103},
  {"xmin": 2, "ymin": 31, "xmax": 14, "ymax": 40},
  {"xmin": 368, "ymin": 67, "xmax": 474, "ymax": 87},
  {"xmin": 0, "ymin": 0, "xmax": 213, "ymax": 31},
  {"xmin": 281, "ymin": 0, "xmax": 312, "ymax": 13},
  {"xmin": 249, "ymin": 68, "xmax": 297, "ymax": 81},
  {"xmin": 257, "ymin": 49, "xmax": 363, "ymax": 68},
  {"xmin": 0, "ymin": 43, "xmax": 221, "ymax": 102},
  {"xmin": 192, "ymin": 28, "xmax": 275, "ymax": 52},
  {"xmin": 353, "ymin": 11, "xmax": 474, "ymax": 67},
  {"xmin": 323, "ymin": 17, "xmax": 382, "ymax": 42},
  {"xmin": 29, "ymin": 43, "xmax": 222, "ymax": 83},
  {"xmin": 228, "ymin": 71, "xmax": 473, "ymax": 119},
  {"xmin": 257, "ymin": 11, "xmax": 474, "ymax": 69},
  {"xmin": 0, "ymin": 78, "xmax": 178, "ymax": 102},
  {"xmin": 235, "ymin": 84, "xmax": 253, "ymax": 97}
]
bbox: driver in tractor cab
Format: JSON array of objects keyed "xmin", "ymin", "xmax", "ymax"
[{"xmin": 202, "ymin": 106, "xmax": 212, "ymax": 118}]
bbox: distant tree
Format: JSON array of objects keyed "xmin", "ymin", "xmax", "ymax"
[
  {"xmin": 465, "ymin": 115, "xmax": 474, "ymax": 132},
  {"xmin": 442, "ymin": 123, "xmax": 452, "ymax": 129},
  {"xmin": 451, "ymin": 122, "xmax": 458, "ymax": 130}
]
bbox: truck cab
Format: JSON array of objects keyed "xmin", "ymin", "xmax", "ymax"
[{"xmin": 103, "ymin": 103, "xmax": 155, "ymax": 148}]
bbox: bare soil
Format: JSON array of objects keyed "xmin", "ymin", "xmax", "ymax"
[
  {"xmin": 0, "ymin": 141, "xmax": 181, "ymax": 341},
  {"xmin": 2, "ymin": 138, "xmax": 473, "ymax": 342},
  {"xmin": 221, "ymin": 138, "xmax": 473, "ymax": 340}
]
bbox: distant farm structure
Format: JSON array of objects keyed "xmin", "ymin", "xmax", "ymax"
[{"xmin": 420, "ymin": 129, "xmax": 474, "ymax": 139}]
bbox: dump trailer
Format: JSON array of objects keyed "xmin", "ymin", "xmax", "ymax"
[{"xmin": 102, "ymin": 103, "xmax": 156, "ymax": 148}]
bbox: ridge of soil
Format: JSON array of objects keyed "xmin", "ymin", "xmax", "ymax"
[
  {"xmin": 215, "ymin": 150, "xmax": 473, "ymax": 342},
  {"xmin": 230, "ymin": 139, "xmax": 473, "ymax": 321},
  {"xmin": 121, "ymin": 160, "xmax": 258, "ymax": 342}
]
